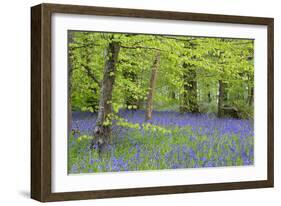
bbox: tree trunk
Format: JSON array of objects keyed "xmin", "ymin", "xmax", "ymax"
[
  {"xmin": 218, "ymin": 80, "xmax": 227, "ymax": 117},
  {"xmin": 189, "ymin": 75, "xmax": 199, "ymax": 113},
  {"xmin": 123, "ymin": 70, "xmax": 139, "ymax": 110},
  {"xmin": 68, "ymin": 75, "xmax": 72, "ymax": 134},
  {"xmin": 208, "ymin": 91, "xmax": 212, "ymax": 103},
  {"xmin": 207, "ymin": 84, "xmax": 212, "ymax": 103},
  {"xmin": 68, "ymin": 32, "xmax": 73, "ymax": 135},
  {"xmin": 180, "ymin": 72, "xmax": 189, "ymax": 113},
  {"xmin": 218, "ymin": 80, "xmax": 223, "ymax": 117},
  {"xmin": 247, "ymin": 73, "xmax": 254, "ymax": 106},
  {"xmin": 91, "ymin": 41, "xmax": 120, "ymax": 153},
  {"xmin": 171, "ymin": 91, "xmax": 176, "ymax": 99},
  {"xmin": 248, "ymin": 86, "xmax": 254, "ymax": 106},
  {"xmin": 180, "ymin": 63, "xmax": 199, "ymax": 113},
  {"xmin": 145, "ymin": 52, "xmax": 160, "ymax": 121}
]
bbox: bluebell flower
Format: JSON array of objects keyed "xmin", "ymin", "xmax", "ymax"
[{"xmin": 70, "ymin": 110, "xmax": 254, "ymax": 173}]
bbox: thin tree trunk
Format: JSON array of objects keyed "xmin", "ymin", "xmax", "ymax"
[
  {"xmin": 91, "ymin": 41, "xmax": 120, "ymax": 153},
  {"xmin": 180, "ymin": 73, "xmax": 189, "ymax": 113},
  {"xmin": 208, "ymin": 91, "xmax": 212, "ymax": 103},
  {"xmin": 218, "ymin": 80, "xmax": 227, "ymax": 117},
  {"xmin": 145, "ymin": 52, "xmax": 160, "ymax": 121},
  {"xmin": 207, "ymin": 84, "xmax": 212, "ymax": 103},
  {"xmin": 180, "ymin": 63, "xmax": 199, "ymax": 113},
  {"xmin": 68, "ymin": 75, "xmax": 72, "ymax": 133},
  {"xmin": 189, "ymin": 76, "xmax": 199, "ymax": 113},
  {"xmin": 68, "ymin": 32, "xmax": 73, "ymax": 135},
  {"xmin": 248, "ymin": 86, "xmax": 254, "ymax": 106},
  {"xmin": 246, "ymin": 73, "xmax": 254, "ymax": 106},
  {"xmin": 218, "ymin": 80, "xmax": 223, "ymax": 117},
  {"xmin": 171, "ymin": 91, "xmax": 176, "ymax": 99},
  {"xmin": 123, "ymin": 70, "xmax": 139, "ymax": 110}
]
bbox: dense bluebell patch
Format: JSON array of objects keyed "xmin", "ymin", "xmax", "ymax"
[{"xmin": 68, "ymin": 110, "xmax": 254, "ymax": 174}]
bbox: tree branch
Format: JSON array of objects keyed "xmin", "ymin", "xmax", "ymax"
[
  {"xmin": 81, "ymin": 63, "xmax": 101, "ymax": 87},
  {"xmin": 121, "ymin": 45, "xmax": 165, "ymax": 52},
  {"xmin": 131, "ymin": 37, "xmax": 157, "ymax": 46},
  {"xmin": 70, "ymin": 42, "xmax": 102, "ymax": 49},
  {"xmin": 231, "ymin": 41, "xmax": 253, "ymax": 46},
  {"xmin": 160, "ymin": 36, "xmax": 194, "ymax": 42}
]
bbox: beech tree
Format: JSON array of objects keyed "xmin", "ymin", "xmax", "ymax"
[
  {"xmin": 145, "ymin": 52, "xmax": 160, "ymax": 121},
  {"xmin": 92, "ymin": 39, "xmax": 120, "ymax": 152}
]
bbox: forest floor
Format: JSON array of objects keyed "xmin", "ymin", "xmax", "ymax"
[{"xmin": 68, "ymin": 110, "xmax": 254, "ymax": 174}]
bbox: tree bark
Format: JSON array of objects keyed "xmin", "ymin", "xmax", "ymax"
[
  {"xmin": 68, "ymin": 66, "xmax": 72, "ymax": 134},
  {"xmin": 218, "ymin": 80, "xmax": 223, "ymax": 117},
  {"xmin": 68, "ymin": 32, "xmax": 73, "ymax": 135},
  {"xmin": 207, "ymin": 84, "xmax": 212, "ymax": 103},
  {"xmin": 218, "ymin": 80, "xmax": 228, "ymax": 117},
  {"xmin": 246, "ymin": 73, "xmax": 254, "ymax": 106},
  {"xmin": 91, "ymin": 41, "xmax": 120, "ymax": 153},
  {"xmin": 123, "ymin": 69, "xmax": 139, "ymax": 110},
  {"xmin": 145, "ymin": 52, "xmax": 160, "ymax": 121},
  {"xmin": 171, "ymin": 91, "xmax": 176, "ymax": 99},
  {"xmin": 208, "ymin": 91, "xmax": 212, "ymax": 103},
  {"xmin": 180, "ymin": 63, "xmax": 199, "ymax": 113},
  {"xmin": 180, "ymin": 72, "xmax": 189, "ymax": 113},
  {"xmin": 248, "ymin": 86, "xmax": 254, "ymax": 106}
]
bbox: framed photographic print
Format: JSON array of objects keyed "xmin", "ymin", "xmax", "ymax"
[{"xmin": 31, "ymin": 3, "xmax": 274, "ymax": 202}]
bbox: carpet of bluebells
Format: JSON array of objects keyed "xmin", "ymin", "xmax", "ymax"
[{"xmin": 68, "ymin": 110, "xmax": 254, "ymax": 174}]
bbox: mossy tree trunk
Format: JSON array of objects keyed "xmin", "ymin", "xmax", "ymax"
[
  {"xmin": 91, "ymin": 41, "xmax": 120, "ymax": 153},
  {"xmin": 180, "ymin": 63, "xmax": 199, "ymax": 113}
]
